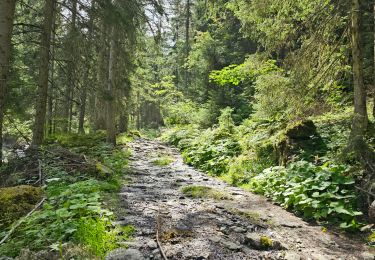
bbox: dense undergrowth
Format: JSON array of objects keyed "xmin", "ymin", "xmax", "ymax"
[
  {"xmin": 0, "ymin": 132, "xmax": 133, "ymax": 258},
  {"xmin": 161, "ymin": 107, "xmax": 372, "ymax": 232}
]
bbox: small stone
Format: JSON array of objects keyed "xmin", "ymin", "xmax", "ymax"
[
  {"xmin": 152, "ymin": 249, "xmax": 160, "ymax": 255},
  {"xmin": 146, "ymin": 239, "xmax": 158, "ymax": 249},
  {"xmin": 230, "ymin": 226, "xmax": 247, "ymax": 233},
  {"xmin": 284, "ymin": 252, "xmax": 302, "ymax": 260},
  {"xmin": 244, "ymin": 233, "xmax": 262, "ymax": 249},
  {"xmin": 106, "ymin": 248, "xmax": 145, "ymax": 260},
  {"xmin": 280, "ymin": 222, "xmax": 303, "ymax": 228},
  {"xmin": 209, "ymin": 236, "xmax": 221, "ymax": 243},
  {"xmin": 273, "ymin": 240, "xmax": 288, "ymax": 250},
  {"xmin": 221, "ymin": 240, "xmax": 243, "ymax": 251}
]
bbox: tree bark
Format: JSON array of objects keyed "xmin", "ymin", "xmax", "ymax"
[
  {"xmin": 0, "ymin": 0, "xmax": 16, "ymax": 165},
  {"xmin": 62, "ymin": 0, "xmax": 77, "ymax": 132},
  {"xmin": 47, "ymin": 6, "xmax": 57, "ymax": 136},
  {"xmin": 32, "ymin": 0, "xmax": 54, "ymax": 146},
  {"xmin": 373, "ymin": 1, "xmax": 375, "ymax": 119},
  {"xmin": 94, "ymin": 21, "xmax": 108, "ymax": 130},
  {"xmin": 184, "ymin": 0, "xmax": 190, "ymax": 89},
  {"xmin": 106, "ymin": 26, "xmax": 116, "ymax": 145},
  {"xmin": 349, "ymin": 0, "xmax": 368, "ymax": 148},
  {"xmin": 78, "ymin": 88, "xmax": 87, "ymax": 133}
]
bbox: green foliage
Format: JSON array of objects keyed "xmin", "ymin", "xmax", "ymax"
[
  {"xmin": 75, "ymin": 218, "xmax": 128, "ymax": 257},
  {"xmin": 260, "ymin": 236, "xmax": 273, "ymax": 248},
  {"xmin": 209, "ymin": 55, "xmax": 280, "ymax": 87},
  {"xmin": 254, "ymin": 72, "xmax": 293, "ymax": 120},
  {"xmin": 181, "ymin": 110, "xmax": 241, "ymax": 175},
  {"xmin": 367, "ymin": 231, "xmax": 375, "ymax": 246},
  {"xmin": 163, "ymin": 100, "xmax": 213, "ymax": 127},
  {"xmin": 0, "ymin": 133, "xmax": 132, "ymax": 257},
  {"xmin": 249, "ymin": 161, "xmax": 362, "ymax": 229}
]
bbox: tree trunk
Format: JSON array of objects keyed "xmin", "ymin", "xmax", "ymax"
[
  {"xmin": 373, "ymin": 1, "xmax": 375, "ymax": 119},
  {"xmin": 106, "ymin": 26, "xmax": 116, "ymax": 145},
  {"xmin": 184, "ymin": 0, "xmax": 190, "ymax": 89},
  {"xmin": 119, "ymin": 112, "xmax": 128, "ymax": 133},
  {"xmin": 94, "ymin": 21, "xmax": 108, "ymax": 130},
  {"xmin": 348, "ymin": 0, "xmax": 368, "ymax": 148},
  {"xmin": 78, "ymin": 87, "xmax": 87, "ymax": 133},
  {"xmin": 62, "ymin": 0, "xmax": 77, "ymax": 132},
  {"xmin": 0, "ymin": 0, "xmax": 16, "ymax": 165},
  {"xmin": 32, "ymin": 0, "xmax": 54, "ymax": 146},
  {"xmin": 47, "ymin": 7, "xmax": 57, "ymax": 136}
]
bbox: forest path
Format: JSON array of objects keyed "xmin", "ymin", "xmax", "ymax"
[{"xmin": 113, "ymin": 138, "xmax": 372, "ymax": 260}]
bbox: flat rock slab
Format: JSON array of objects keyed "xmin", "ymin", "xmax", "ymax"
[{"xmin": 113, "ymin": 138, "xmax": 373, "ymax": 260}]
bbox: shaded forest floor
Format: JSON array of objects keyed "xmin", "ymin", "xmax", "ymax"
[{"xmin": 112, "ymin": 138, "xmax": 374, "ymax": 260}]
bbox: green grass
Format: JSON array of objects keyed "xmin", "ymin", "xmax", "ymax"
[
  {"xmin": 181, "ymin": 185, "xmax": 232, "ymax": 200},
  {"xmin": 152, "ymin": 155, "xmax": 174, "ymax": 166}
]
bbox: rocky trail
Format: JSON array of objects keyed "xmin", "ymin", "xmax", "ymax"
[{"xmin": 107, "ymin": 138, "xmax": 374, "ymax": 260}]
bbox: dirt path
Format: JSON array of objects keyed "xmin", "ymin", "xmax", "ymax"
[{"xmin": 111, "ymin": 138, "xmax": 373, "ymax": 260}]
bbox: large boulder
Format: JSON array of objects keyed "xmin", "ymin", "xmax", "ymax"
[
  {"xmin": 0, "ymin": 185, "xmax": 43, "ymax": 229},
  {"xmin": 277, "ymin": 120, "xmax": 324, "ymax": 165}
]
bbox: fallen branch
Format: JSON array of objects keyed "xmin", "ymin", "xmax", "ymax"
[
  {"xmin": 0, "ymin": 197, "xmax": 46, "ymax": 245},
  {"xmin": 355, "ymin": 186, "xmax": 375, "ymax": 198},
  {"xmin": 156, "ymin": 209, "xmax": 168, "ymax": 260}
]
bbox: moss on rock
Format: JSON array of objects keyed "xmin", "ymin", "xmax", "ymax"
[{"xmin": 0, "ymin": 185, "xmax": 43, "ymax": 229}]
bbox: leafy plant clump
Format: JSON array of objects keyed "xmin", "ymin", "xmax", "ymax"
[{"xmin": 249, "ymin": 161, "xmax": 362, "ymax": 229}]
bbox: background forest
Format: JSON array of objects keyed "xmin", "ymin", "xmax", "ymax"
[{"xmin": 1, "ymin": 0, "xmax": 375, "ymax": 258}]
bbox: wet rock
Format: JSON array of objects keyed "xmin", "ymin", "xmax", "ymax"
[
  {"xmin": 106, "ymin": 248, "xmax": 145, "ymax": 260},
  {"xmin": 221, "ymin": 240, "xmax": 243, "ymax": 251}
]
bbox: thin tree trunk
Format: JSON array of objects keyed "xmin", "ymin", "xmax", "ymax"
[
  {"xmin": 32, "ymin": 0, "xmax": 54, "ymax": 146},
  {"xmin": 348, "ymin": 0, "xmax": 368, "ymax": 149},
  {"xmin": 0, "ymin": 0, "xmax": 16, "ymax": 165},
  {"xmin": 78, "ymin": 88, "xmax": 87, "ymax": 133},
  {"xmin": 136, "ymin": 91, "xmax": 141, "ymax": 130},
  {"xmin": 62, "ymin": 0, "xmax": 77, "ymax": 132},
  {"xmin": 184, "ymin": 0, "xmax": 190, "ymax": 89},
  {"xmin": 106, "ymin": 26, "xmax": 116, "ymax": 145},
  {"xmin": 47, "ymin": 7, "xmax": 57, "ymax": 136},
  {"xmin": 78, "ymin": 1, "xmax": 95, "ymax": 134},
  {"xmin": 94, "ymin": 21, "xmax": 108, "ymax": 130},
  {"xmin": 373, "ymin": 1, "xmax": 375, "ymax": 119}
]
